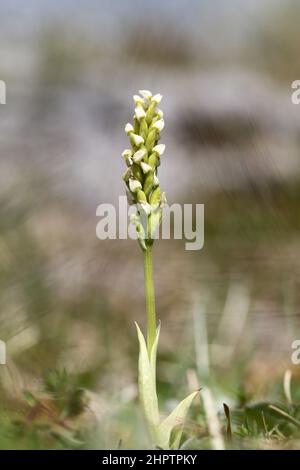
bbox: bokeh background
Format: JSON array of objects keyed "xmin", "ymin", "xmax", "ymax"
[{"xmin": 0, "ymin": 0, "xmax": 300, "ymax": 449}]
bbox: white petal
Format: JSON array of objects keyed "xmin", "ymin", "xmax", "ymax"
[
  {"xmin": 133, "ymin": 149, "xmax": 146, "ymax": 163},
  {"xmin": 131, "ymin": 134, "xmax": 144, "ymax": 146},
  {"xmin": 141, "ymin": 162, "xmax": 152, "ymax": 174},
  {"xmin": 153, "ymin": 119, "xmax": 165, "ymax": 132},
  {"xmin": 139, "ymin": 89, "xmax": 152, "ymax": 100},
  {"xmin": 125, "ymin": 123, "xmax": 134, "ymax": 134},
  {"xmin": 140, "ymin": 202, "xmax": 152, "ymax": 215},
  {"xmin": 152, "ymin": 93, "xmax": 163, "ymax": 104},
  {"xmin": 122, "ymin": 149, "xmax": 132, "ymax": 158},
  {"xmin": 153, "ymin": 174, "xmax": 159, "ymax": 186},
  {"xmin": 133, "ymin": 94, "xmax": 144, "ymax": 105},
  {"xmin": 153, "ymin": 144, "xmax": 165, "ymax": 156},
  {"xmin": 135, "ymin": 106, "xmax": 146, "ymax": 120},
  {"xmin": 129, "ymin": 179, "xmax": 142, "ymax": 193},
  {"xmin": 161, "ymin": 192, "xmax": 167, "ymax": 206}
]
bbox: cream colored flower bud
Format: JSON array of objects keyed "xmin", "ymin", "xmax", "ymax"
[
  {"xmin": 153, "ymin": 144, "xmax": 165, "ymax": 156},
  {"xmin": 152, "ymin": 93, "xmax": 163, "ymax": 104},
  {"xmin": 161, "ymin": 191, "xmax": 167, "ymax": 206},
  {"xmin": 135, "ymin": 106, "xmax": 146, "ymax": 120},
  {"xmin": 153, "ymin": 119, "xmax": 165, "ymax": 132},
  {"xmin": 139, "ymin": 90, "xmax": 152, "ymax": 100},
  {"xmin": 156, "ymin": 109, "xmax": 164, "ymax": 118},
  {"xmin": 140, "ymin": 202, "xmax": 152, "ymax": 215},
  {"xmin": 122, "ymin": 149, "xmax": 133, "ymax": 166},
  {"xmin": 129, "ymin": 179, "xmax": 142, "ymax": 193},
  {"xmin": 153, "ymin": 174, "xmax": 159, "ymax": 186},
  {"xmin": 141, "ymin": 162, "xmax": 152, "ymax": 174},
  {"xmin": 125, "ymin": 123, "xmax": 134, "ymax": 134},
  {"xmin": 133, "ymin": 148, "xmax": 146, "ymax": 163},
  {"xmin": 133, "ymin": 94, "xmax": 144, "ymax": 105},
  {"xmin": 122, "ymin": 149, "xmax": 132, "ymax": 158},
  {"xmin": 131, "ymin": 134, "xmax": 144, "ymax": 146}
]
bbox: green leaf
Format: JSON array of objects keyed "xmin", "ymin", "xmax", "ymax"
[
  {"xmin": 135, "ymin": 322, "xmax": 160, "ymax": 440},
  {"xmin": 150, "ymin": 322, "xmax": 160, "ymax": 381},
  {"xmin": 135, "ymin": 322, "xmax": 198, "ymax": 449},
  {"xmin": 156, "ymin": 390, "xmax": 199, "ymax": 449}
]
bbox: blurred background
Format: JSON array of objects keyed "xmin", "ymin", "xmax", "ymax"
[{"xmin": 0, "ymin": 0, "xmax": 300, "ymax": 449}]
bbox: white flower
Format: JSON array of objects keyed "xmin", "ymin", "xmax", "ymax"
[
  {"xmin": 133, "ymin": 149, "xmax": 146, "ymax": 163},
  {"xmin": 153, "ymin": 144, "xmax": 165, "ymax": 156},
  {"xmin": 139, "ymin": 89, "xmax": 152, "ymax": 100},
  {"xmin": 122, "ymin": 149, "xmax": 132, "ymax": 158},
  {"xmin": 161, "ymin": 191, "xmax": 167, "ymax": 206},
  {"xmin": 141, "ymin": 162, "xmax": 152, "ymax": 174},
  {"xmin": 125, "ymin": 123, "xmax": 134, "ymax": 134},
  {"xmin": 156, "ymin": 109, "xmax": 164, "ymax": 118},
  {"xmin": 129, "ymin": 179, "xmax": 142, "ymax": 193},
  {"xmin": 122, "ymin": 149, "xmax": 133, "ymax": 166},
  {"xmin": 131, "ymin": 134, "xmax": 144, "ymax": 146},
  {"xmin": 152, "ymin": 93, "xmax": 163, "ymax": 104},
  {"xmin": 153, "ymin": 174, "xmax": 160, "ymax": 186},
  {"xmin": 135, "ymin": 106, "xmax": 146, "ymax": 120},
  {"xmin": 153, "ymin": 119, "xmax": 165, "ymax": 132},
  {"xmin": 139, "ymin": 202, "xmax": 152, "ymax": 215},
  {"xmin": 133, "ymin": 94, "xmax": 144, "ymax": 105}
]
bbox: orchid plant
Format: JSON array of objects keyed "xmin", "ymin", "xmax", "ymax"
[{"xmin": 122, "ymin": 90, "xmax": 198, "ymax": 449}]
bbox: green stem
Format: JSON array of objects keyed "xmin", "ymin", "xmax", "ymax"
[{"xmin": 144, "ymin": 244, "xmax": 157, "ymax": 354}]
